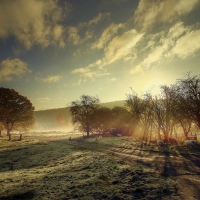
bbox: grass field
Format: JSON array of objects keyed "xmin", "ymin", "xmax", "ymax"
[{"xmin": 0, "ymin": 132, "xmax": 199, "ymax": 199}]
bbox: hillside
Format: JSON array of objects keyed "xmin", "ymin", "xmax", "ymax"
[{"xmin": 34, "ymin": 100, "xmax": 125, "ymax": 130}]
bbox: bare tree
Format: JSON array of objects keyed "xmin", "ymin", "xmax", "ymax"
[
  {"xmin": 152, "ymin": 85, "xmax": 178, "ymax": 141},
  {"xmin": 125, "ymin": 91, "xmax": 154, "ymax": 141},
  {"xmin": 125, "ymin": 91, "xmax": 142, "ymax": 129},
  {"xmin": 140, "ymin": 93, "xmax": 155, "ymax": 141},
  {"xmin": 176, "ymin": 73, "xmax": 200, "ymax": 129},
  {"xmin": 70, "ymin": 95, "xmax": 100, "ymax": 137}
]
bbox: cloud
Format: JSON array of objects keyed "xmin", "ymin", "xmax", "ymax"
[
  {"xmin": 134, "ymin": 0, "xmax": 199, "ymax": 31},
  {"xmin": 71, "ymin": 29, "xmax": 143, "ymax": 79},
  {"xmin": 141, "ymin": 45, "xmax": 166, "ymax": 68},
  {"xmin": 0, "ymin": 0, "xmax": 70, "ymax": 49},
  {"xmin": 104, "ymin": 29, "xmax": 144, "ymax": 64},
  {"xmin": 88, "ymin": 13, "xmax": 110, "ymax": 26},
  {"xmin": 67, "ymin": 26, "xmax": 93, "ymax": 45},
  {"xmin": 67, "ymin": 26, "xmax": 81, "ymax": 45},
  {"xmin": 71, "ymin": 66, "xmax": 109, "ymax": 79},
  {"xmin": 71, "ymin": 68, "xmax": 89, "ymax": 75},
  {"xmin": 130, "ymin": 65, "xmax": 144, "ymax": 74},
  {"xmin": 0, "ymin": 58, "xmax": 31, "ymax": 81},
  {"xmin": 35, "ymin": 97, "xmax": 50, "ymax": 103},
  {"xmin": 109, "ymin": 77, "xmax": 117, "ymax": 81},
  {"xmin": 170, "ymin": 29, "xmax": 200, "ymax": 59},
  {"xmin": 71, "ymin": 59, "xmax": 103, "ymax": 77},
  {"xmin": 67, "ymin": 13, "xmax": 109, "ymax": 45},
  {"xmin": 136, "ymin": 22, "xmax": 200, "ymax": 68},
  {"xmin": 37, "ymin": 75, "xmax": 62, "ymax": 83},
  {"xmin": 91, "ymin": 23, "xmax": 125, "ymax": 49}
]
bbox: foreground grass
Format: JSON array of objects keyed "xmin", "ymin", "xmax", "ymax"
[{"xmin": 0, "ymin": 133, "xmax": 180, "ymax": 199}]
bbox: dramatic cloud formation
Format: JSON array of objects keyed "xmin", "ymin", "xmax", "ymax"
[
  {"xmin": 72, "ymin": 29, "xmax": 143, "ymax": 78},
  {"xmin": 134, "ymin": 0, "xmax": 199, "ymax": 31},
  {"xmin": 0, "ymin": 58, "xmax": 31, "ymax": 81},
  {"xmin": 104, "ymin": 29, "xmax": 143, "ymax": 64},
  {"xmin": 0, "ymin": 0, "xmax": 69, "ymax": 49},
  {"xmin": 170, "ymin": 29, "xmax": 200, "ymax": 59},
  {"xmin": 91, "ymin": 23, "xmax": 125, "ymax": 49},
  {"xmin": 1, "ymin": 0, "xmax": 200, "ymax": 110},
  {"xmin": 137, "ymin": 22, "xmax": 200, "ymax": 68}
]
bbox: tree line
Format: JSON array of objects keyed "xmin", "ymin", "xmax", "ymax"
[
  {"xmin": 0, "ymin": 73, "xmax": 199, "ymax": 142},
  {"xmin": 70, "ymin": 73, "xmax": 200, "ymax": 142}
]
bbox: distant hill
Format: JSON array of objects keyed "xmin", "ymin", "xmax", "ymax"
[
  {"xmin": 34, "ymin": 107, "xmax": 72, "ymax": 130},
  {"xmin": 34, "ymin": 100, "xmax": 125, "ymax": 130},
  {"xmin": 100, "ymin": 100, "xmax": 125, "ymax": 108}
]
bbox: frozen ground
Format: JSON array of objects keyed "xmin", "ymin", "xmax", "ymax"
[{"xmin": 0, "ymin": 132, "xmax": 199, "ymax": 199}]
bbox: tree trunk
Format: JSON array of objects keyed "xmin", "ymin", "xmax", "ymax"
[
  {"xmin": 19, "ymin": 134, "xmax": 22, "ymax": 141},
  {"xmin": 0, "ymin": 130, "xmax": 1, "ymax": 136},
  {"xmin": 157, "ymin": 127, "xmax": 161, "ymax": 140},
  {"xmin": 173, "ymin": 127, "xmax": 178, "ymax": 139},
  {"xmin": 86, "ymin": 125, "xmax": 90, "ymax": 137},
  {"xmin": 7, "ymin": 129, "xmax": 11, "ymax": 136},
  {"xmin": 87, "ymin": 131, "xmax": 89, "ymax": 138},
  {"xmin": 142, "ymin": 125, "xmax": 148, "ymax": 142},
  {"xmin": 169, "ymin": 131, "xmax": 172, "ymax": 138},
  {"xmin": 149, "ymin": 126, "xmax": 152, "ymax": 142},
  {"xmin": 184, "ymin": 131, "xmax": 189, "ymax": 140},
  {"xmin": 183, "ymin": 127, "xmax": 189, "ymax": 139},
  {"xmin": 163, "ymin": 130, "xmax": 169, "ymax": 142},
  {"xmin": 8, "ymin": 134, "xmax": 11, "ymax": 141}
]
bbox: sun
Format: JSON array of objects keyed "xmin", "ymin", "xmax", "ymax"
[{"xmin": 142, "ymin": 79, "xmax": 164, "ymax": 96}]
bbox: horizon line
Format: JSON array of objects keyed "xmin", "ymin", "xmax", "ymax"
[{"xmin": 35, "ymin": 99, "xmax": 125, "ymax": 111}]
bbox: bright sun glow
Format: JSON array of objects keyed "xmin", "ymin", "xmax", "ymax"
[{"xmin": 142, "ymin": 79, "xmax": 163, "ymax": 96}]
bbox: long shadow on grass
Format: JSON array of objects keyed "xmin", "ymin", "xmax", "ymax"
[
  {"xmin": 0, "ymin": 138, "xmax": 112, "ymax": 199},
  {"xmin": 90, "ymin": 139, "xmax": 200, "ymax": 178},
  {"xmin": 175, "ymin": 148, "xmax": 200, "ymax": 175},
  {"xmin": 160, "ymin": 147, "xmax": 178, "ymax": 177},
  {"xmin": 137, "ymin": 145, "xmax": 179, "ymax": 177},
  {"xmin": 0, "ymin": 138, "xmax": 106, "ymax": 173},
  {"xmin": 0, "ymin": 137, "xmax": 180, "ymax": 200},
  {"xmin": 149, "ymin": 145, "xmax": 200, "ymax": 177},
  {"xmin": 0, "ymin": 135, "xmax": 118, "ymax": 172}
]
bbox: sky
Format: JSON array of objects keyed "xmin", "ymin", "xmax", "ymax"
[{"xmin": 0, "ymin": 0, "xmax": 200, "ymax": 110}]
